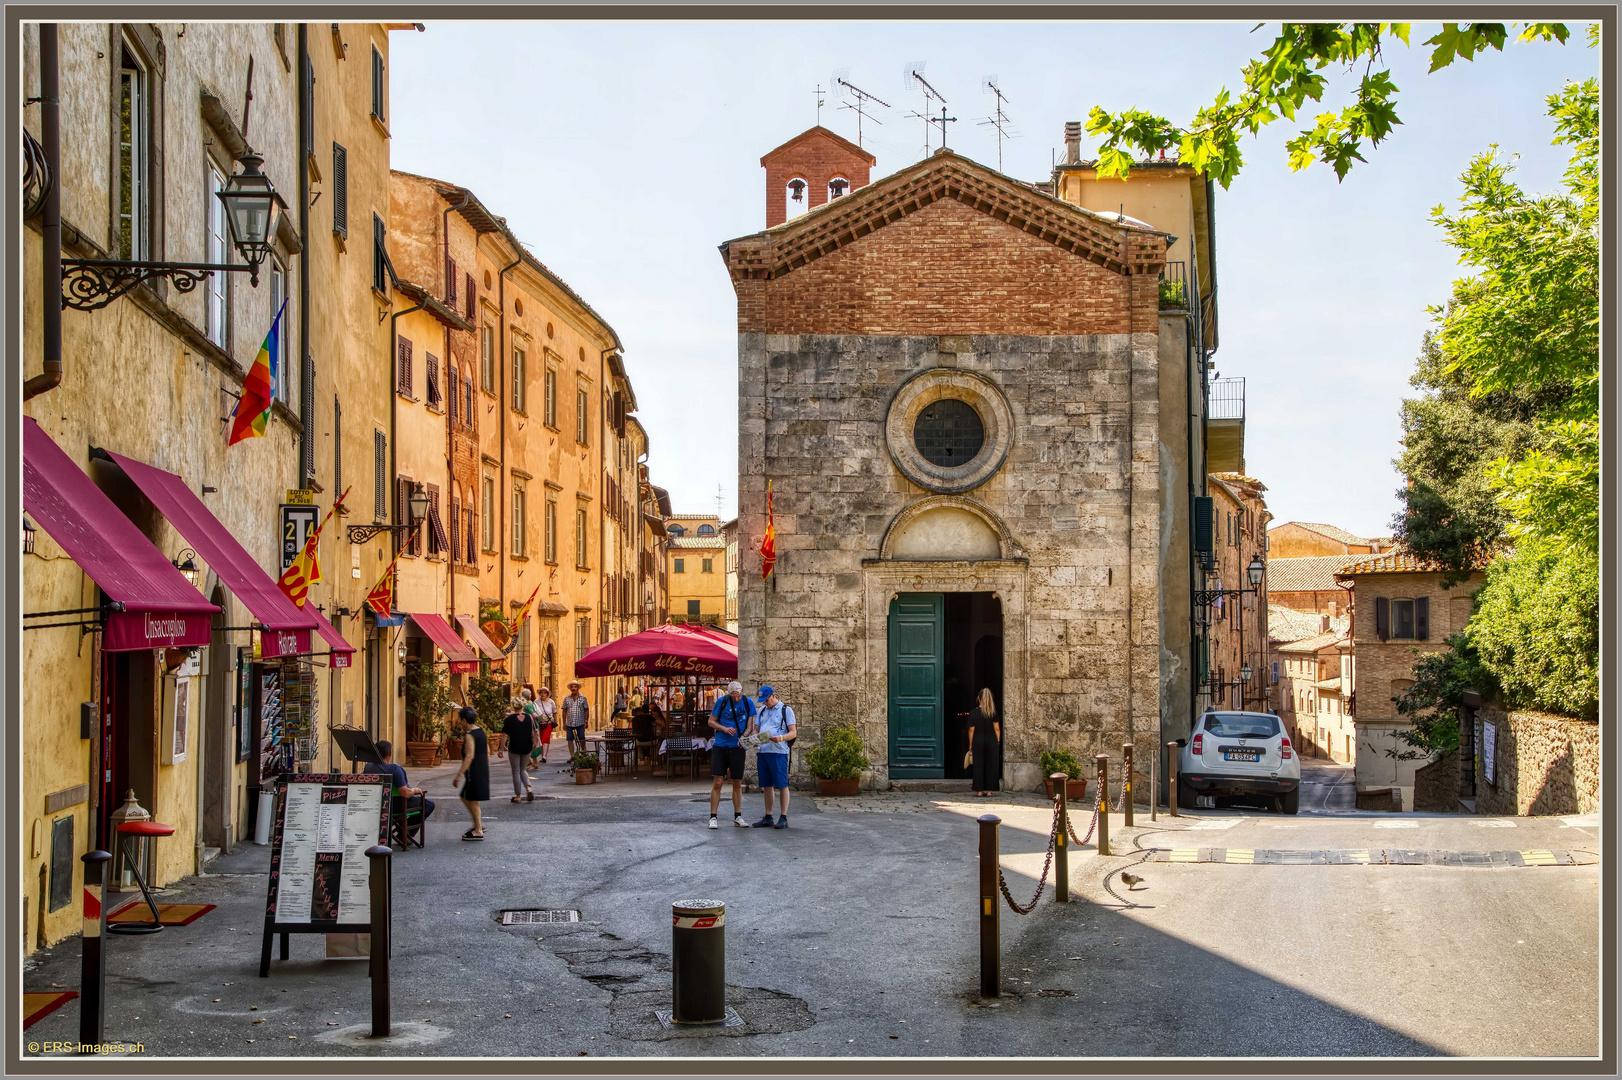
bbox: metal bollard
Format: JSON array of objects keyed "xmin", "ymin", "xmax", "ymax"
[
  {"xmin": 1123, "ymin": 743, "xmax": 1135, "ymax": 829},
  {"xmin": 671, "ymin": 899, "xmax": 726, "ymax": 1023},
  {"xmin": 1151, "ymin": 742, "xmax": 1159, "ymax": 822},
  {"xmin": 1051, "ymin": 775, "xmax": 1069, "ymax": 903},
  {"xmin": 1095, "ymin": 755, "xmax": 1111, "ymax": 856},
  {"xmin": 366, "ymin": 845, "xmax": 392, "ymax": 1038},
  {"xmin": 80, "ymin": 850, "xmax": 110, "ymax": 1047},
  {"xmin": 978, "ymin": 815, "xmax": 1000, "ymax": 997},
  {"xmin": 1167, "ymin": 740, "xmax": 1180, "ymax": 818}
]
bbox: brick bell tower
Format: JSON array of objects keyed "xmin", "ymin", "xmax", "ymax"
[{"xmin": 760, "ymin": 126, "xmax": 877, "ymax": 227}]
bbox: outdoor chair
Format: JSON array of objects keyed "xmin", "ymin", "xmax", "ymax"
[
  {"xmin": 664, "ymin": 736, "xmax": 698, "ymax": 780},
  {"xmin": 632, "ymin": 715, "xmax": 658, "ymax": 769},
  {"xmin": 390, "ymin": 787, "xmax": 426, "ymax": 850},
  {"xmin": 605, "ymin": 730, "xmax": 636, "ymax": 775}
]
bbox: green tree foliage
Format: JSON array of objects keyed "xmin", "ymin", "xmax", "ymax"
[
  {"xmin": 1391, "ymin": 631, "xmax": 1497, "ymax": 759},
  {"xmin": 1087, "ymin": 22, "xmax": 1571, "ymax": 187},
  {"xmin": 404, "ymin": 662, "xmax": 454, "ymax": 745},
  {"xmin": 1470, "ymin": 544, "xmax": 1599, "ymax": 718},
  {"xmin": 467, "ymin": 670, "xmax": 511, "ymax": 730}
]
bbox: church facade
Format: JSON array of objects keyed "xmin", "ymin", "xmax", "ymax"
[{"xmin": 722, "ymin": 128, "xmax": 1207, "ymax": 792}]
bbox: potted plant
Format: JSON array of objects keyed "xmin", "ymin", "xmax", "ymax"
[
  {"xmin": 571, "ymin": 749, "xmax": 600, "ymax": 785},
  {"xmin": 405, "ymin": 662, "xmax": 453, "ymax": 767},
  {"xmin": 1040, "ymin": 750, "xmax": 1088, "ymax": 799},
  {"xmin": 467, "ymin": 670, "xmax": 510, "ymax": 754},
  {"xmin": 805, "ymin": 724, "xmax": 869, "ymax": 796}
]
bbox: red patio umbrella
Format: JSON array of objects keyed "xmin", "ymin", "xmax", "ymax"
[{"xmin": 573, "ymin": 622, "xmax": 738, "ymax": 680}]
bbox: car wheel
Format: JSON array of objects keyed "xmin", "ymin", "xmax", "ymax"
[
  {"xmin": 1176, "ymin": 780, "xmax": 1195, "ymax": 810},
  {"xmin": 1281, "ymin": 788, "xmax": 1300, "ymax": 815}
]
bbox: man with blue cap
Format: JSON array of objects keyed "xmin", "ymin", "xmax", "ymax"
[{"xmin": 750, "ymin": 685, "xmax": 797, "ymax": 829}]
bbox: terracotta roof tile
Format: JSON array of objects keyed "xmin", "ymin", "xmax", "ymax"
[
  {"xmin": 1336, "ymin": 552, "xmax": 1488, "ymax": 576},
  {"xmin": 1268, "ymin": 607, "xmax": 1349, "ymax": 643},
  {"xmin": 1268, "ymin": 555, "xmax": 1356, "ymax": 593},
  {"xmin": 1275, "ymin": 521, "xmax": 1376, "ymax": 547},
  {"xmin": 1275, "ymin": 632, "xmax": 1344, "ymax": 655}
]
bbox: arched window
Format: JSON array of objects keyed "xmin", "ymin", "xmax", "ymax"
[
  {"xmin": 828, "ymin": 176, "xmax": 850, "ymax": 200},
  {"xmin": 696, "ymin": 524, "xmax": 715, "ymax": 537},
  {"xmin": 666, "ymin": 523, "xmax": 686, "ymax": 537},
  {"xmin": 543, "ymin": 643, "xmax": 555, "ymax": 694},
  {"xmin": 785, "ymin": 177, "xmax": 808, "ymax": 219}
]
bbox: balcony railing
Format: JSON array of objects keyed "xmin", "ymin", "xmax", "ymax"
[
  {"xmin": 1158, "ymin": 261, "xmax": 1188, "ymax": 311},
  {"xmin": 1209, "ymin": 377, "xmax": 1245, "ymax": 422}
]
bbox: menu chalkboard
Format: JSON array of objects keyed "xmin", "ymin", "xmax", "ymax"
[{"xmin": 259, "ymin": 773, "xmax": 391, "ymax": 976}]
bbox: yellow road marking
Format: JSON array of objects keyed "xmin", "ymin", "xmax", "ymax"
[
  {"xmin": 1167, "ymin": 849, "xmax": 1200, "ymax": 863},
  {"xmin": 1521, "ymin": 849, "xmax": 1556, "ymax": 865},
  {"xmin": 1224, "ymin": 848, "xmax": 1254, "ymax": 864}
]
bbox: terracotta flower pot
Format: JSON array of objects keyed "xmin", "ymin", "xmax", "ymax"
[
  {"xmin": 816, "ymin": 777, "xmax": 860, "ymax": 797},
  {"xmin": 575, "ymin": 768, "xmax": 597, "ymax": 786},
  {"xmin": 446, "ymin": 737, "xmax": 464, "ymax": 761},
  {"xmin": 1044, "ymin": 777, "xmax": 1088, "ymax": 800},
  {"xmin": 406, "ymin": 741, "xmax": 438, "ymax": 768}
]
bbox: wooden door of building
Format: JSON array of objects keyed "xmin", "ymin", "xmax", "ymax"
[{"xmin": 888, "ymin": 593, "xmax": 944, "ymax": 778}]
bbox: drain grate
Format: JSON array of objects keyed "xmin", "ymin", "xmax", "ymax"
[{"xmin": 501, "ymin": 909, "xmax": 581, "ymax": 925}]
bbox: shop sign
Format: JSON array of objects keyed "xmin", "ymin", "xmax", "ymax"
[
  {"xmin": 332, "ymin": 652, "xmax": 352, "ymax": 670},
  {"xmin": 281, "ymin": 504, "xmax": 319, "ymax": 571},
  {"xmin": 263, "ymin": 628, "xmax": 313, "ymax": 659},
  {"xmin": 104, "ymin": 610, "xmax": 211, "ymax": 652},
  {"xmin": 285, "ymin": 488, "xmax": 315, "ymax": 506}
]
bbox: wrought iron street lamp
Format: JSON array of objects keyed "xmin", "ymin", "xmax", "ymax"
[
  {"xmin": 61, "ymin": 146, "xmax": 285, "ymax": 311},
  {"xmin": 172, "ymin": 548, "xmax": 199, "ymax": 587},
  {"xmin": 347, "ymin": 481, "xmax": 429, "ymax": 544},
  {"xmin": 1247, "ymin": 553, "xmax": 1266, "ymax": 589}
]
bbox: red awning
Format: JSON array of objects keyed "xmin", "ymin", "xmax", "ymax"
[
  {"xmin": 456, "ymin": 615, "xmax": 507, "ymax": 661},
  {"xmin": 312, "ymin": 610, "xmax": 356, "ymax": 669},
  {"xmin": 24, "ymin": 418, "xmax": 217, "ymax": 651},
  {"xmin": 574, "ymin": 622, "xmax": 737, "ymax": 679},
  {"xmin": 104, "ymin": 449, "xmax": 316, "ymax": 658},
  {"xmin": 406, "ymin": 612, "xmax": 479, "ymax": 672}
]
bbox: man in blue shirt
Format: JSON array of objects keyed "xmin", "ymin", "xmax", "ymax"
[
  {"xmin": 707, "ymin": 680, "xmax": 755, "ymax": 830},
  {"xmin": 750, "ymin": 686, "xmax": 797, "ymax": 829},
  {"xmin": 364, "ymin": 740, "xmax": 434, "ymax": 821}
]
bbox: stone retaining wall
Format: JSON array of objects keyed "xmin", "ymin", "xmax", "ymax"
[{"xmin": 1474, "ymin": 705, "xmax": 1599, "ymax": 816}]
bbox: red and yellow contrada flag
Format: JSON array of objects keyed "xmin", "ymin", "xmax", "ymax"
[
  {"xmin": 505, "ymin": 583, "xmax": 542, "ymax": 653},
  {"xmin": 364, "ymin": 525, "xmax": 418, "ymax": 617},
  {"xmin": 277, "ymin": 487, "xmax": 349, "ymax": 608},
  {"xmin": 228, "ymin": 299, "xmax": 287, "ymax": 446},
  {"xmin": 760, "ymin": 479, "xmax": 777, "ymax": 579}
]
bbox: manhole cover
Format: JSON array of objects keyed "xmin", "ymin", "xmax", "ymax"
[
  {"xmin": 654, "ymin": 1007, "xmax": 744, "ymax": 1030},
  {"xmin": 501, "ymin": 909, "xmax": 580, "ymax": 925}
]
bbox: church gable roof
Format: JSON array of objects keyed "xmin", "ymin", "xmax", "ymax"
[
  {"xmin": 722, "ymin": 149, "xmax": 1169, "ymax": 283},
  {"xmin": 759, "ymin": 125, "xmax": 876, "ymax": 167}
]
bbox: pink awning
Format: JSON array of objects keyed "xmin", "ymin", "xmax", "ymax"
[
  {"xmin": 574, "ymin": 622, "xmax": 737, "ymax": 679},
  {"xmin": 104, "ymin": 449, "xmax": 316, "ymax": 658},
  {"xmin": 24, "ymin": 418, "xmax": 216, "ymax": 651},
  {"xmin": 406, "ymin": 612, "xmax": 479, "ymax": 672},
  {"xmin": 312, "ymin": 610, "xmax": 356, "ymax": 669},
  {"xmin": 456, "ymin": 614, "xmax": 507, "ymax": 661}
]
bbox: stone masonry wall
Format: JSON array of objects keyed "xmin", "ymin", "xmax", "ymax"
[
  {"xmin": 1474, "ymin": 705, "xmax": 1599, "ymax": 816},
  {"xmin": 737, "ymin": 332, "xmax": 1161, "ymax": 789}
]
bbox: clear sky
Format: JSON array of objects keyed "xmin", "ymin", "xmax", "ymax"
[{"xmin": 389, "ymin": 20, "xmax": 1596, "ymax": 538}]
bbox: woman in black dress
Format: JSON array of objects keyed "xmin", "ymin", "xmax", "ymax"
[
  {"xmin": 966, "ymin": 688, "xmax": 1002, "ymax": 797},
  {"xmin": 451, "ymin": 706, "xmax": 491, "ymax": 839}
]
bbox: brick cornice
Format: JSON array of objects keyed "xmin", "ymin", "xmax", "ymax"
[{"xmin": 723, "ymin": 150, "xmax": 1168, "ymax": 285}]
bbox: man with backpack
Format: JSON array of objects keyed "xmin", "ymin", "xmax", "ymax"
[{"xmin": 706, "ymin": 681, "xmax": 755, "ymax": 829}]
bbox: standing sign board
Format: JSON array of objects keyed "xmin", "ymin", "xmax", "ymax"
[
  {"xmin": 1482, "ymin": 721, "xmax": 1497, "ymax": 786},
  {"xmin": 281, "ymin": 504, "xmax": 319, "ymax": 572},
  {"xmin": 260, "ymin": 773, "xmax": 390, "ymax": 975}
]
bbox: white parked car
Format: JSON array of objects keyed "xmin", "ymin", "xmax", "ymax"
[{"xmin": 1177, "ymin": 710, "xmax": 1301, "ymax": 814}]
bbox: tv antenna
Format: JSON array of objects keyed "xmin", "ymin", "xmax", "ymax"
[
  {"xmin": 814, "ymin": 84, "xmax": 825, "ymax": 126},
  {"xmin": 833, "ymin": 71, "xmax": 890, "ymax": 148},
  {"xmin": 977, "ymin": 76, "xmax": 1017, "ymax": 172},
  {"xmin": 903, "ymin": 62, "xmax": 945, "ymax": 157},
  {"xmin": 716, "ymin": 484, "xmax": 724, "ymax": 521}
]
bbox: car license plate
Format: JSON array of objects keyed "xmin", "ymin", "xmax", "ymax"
[{"xmin": 1223, "ymin": 750, "xmax": 1261, "ymax": 762}]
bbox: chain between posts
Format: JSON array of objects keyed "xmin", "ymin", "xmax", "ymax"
[{"xmin": 995, "ymin": 794, "xmax": 1061, "ymax": 915}]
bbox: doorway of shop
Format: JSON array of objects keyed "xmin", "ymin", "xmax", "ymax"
[
  {"xmin": 103, "ymin": 650, "xmax": 156, "ymax": 850},
  {"xmin": 887, "ymin": 592, "xmax": 1003, "ymax": 780}
]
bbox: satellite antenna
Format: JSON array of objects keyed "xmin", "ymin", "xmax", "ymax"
[
  {"xmin": 903, "ymin": 61, "xmax": 945, "ymax": 157},
  {"xmin": 977, "ymin": 76, "xmax": 1017, "ymax": 172},
  {"xmin": 833, "ymin": 69, "xmax": 891, "ymax": 148}
]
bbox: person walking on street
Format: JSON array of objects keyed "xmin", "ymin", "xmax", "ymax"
[
  {"xmin": 561, "ymin": 680, "xmax": 590, "ymax": 761},
  {"xmin": 967, "ymin": 688, "xmax": 1002, "ymax": 797},
  {"xmin": 451, "ymin": 706, "xmax": 491, "ymax": 839},
  {"xmin": 529, "ymin": 686, "xmax": 558, "ymax": 766},
  {"xmin": 707, "ymin": 680, "xmax": 755, "ymax": 829},
  {"xmin": 503, "ymin": 695, "xmax": 536, "ymax": 802},
  {"xmin": 750, "ymin": 686, "xmax": 797, "ymax": 828}
]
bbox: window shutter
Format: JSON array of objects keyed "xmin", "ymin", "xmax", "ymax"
[
  {"xmin": 396, "ymin": 337, "xmax": 412, "ymax": 395},
  {"xmin": 429, "ymin": 484, "xmax": 449, "ymax": 555},
  {"xmin": 1415, "ymin": 596, "xmax": 1429, "ymax": 641},
  {"xmin": 371, "ymin": 46, "xmax": 384, "ymax": 119},
  {"xmin": 426, "ymin": 353, "xmax": 440, "ymax": 407},
  {"xmin": 1374, "ymin": 596, "xmax": 1389, "ymax": 642},
  {"xmin": 465, "ymin": 508, "xmax": 476, "ymax": 563},
  {"xmin": 373, "ymin": 429, "xmax": 386, "ymax": 522},
  {"xmin": 447, "ymin": 361, "xmax": 457, "ymax": 422},
  {"xmin": 466, "ymin": 272, "xmax": 476, "ymax": 321},
  {"xmin": 396, "ymin": 475, "xmax": 411, "ymax": 553},
  {"xmin": 373, "ymin": 214, "xmax": 386, "ymax": 292},
  {"xmin": 446, "ymin": 257, "xmax": 457, "ymax": 304},
  {"xmin": 332, "ymin": 143, "xmax": 348, "ymax": 238},
  {"xmin": 1193, "ymin": 496, "xmax": 1213, "ymax": 563},
  {"xmin": 449, "ymin": 495, "xmax": 460, "ymax": 560}
]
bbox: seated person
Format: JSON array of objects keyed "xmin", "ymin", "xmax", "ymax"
[{"xmin": 365, "ymin": 740, "xmax": 434, "ymax": 820}]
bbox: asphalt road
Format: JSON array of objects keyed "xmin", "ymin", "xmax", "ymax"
[{"xmin": 21, "ymin": 767, "xmax": 1601, "ymax": 1062}]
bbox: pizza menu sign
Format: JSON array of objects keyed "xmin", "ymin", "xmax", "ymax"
[{"xmin": 265, "ymin": 774, "xmax": 390, "ymax": 927}]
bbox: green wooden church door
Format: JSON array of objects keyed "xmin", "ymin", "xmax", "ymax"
[{"xmin": 888, "ymin": 593, "xmax": 944, "ymax": 778}]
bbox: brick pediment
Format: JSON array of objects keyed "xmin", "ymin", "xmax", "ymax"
[{"xmin": 723, "ymin": 149, "xmax": 1168, "ymax": 284}]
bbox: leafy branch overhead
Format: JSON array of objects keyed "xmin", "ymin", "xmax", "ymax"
[{"xmin": 1086, "ymin": 22, "xmax": 1571, "ymax": 187}]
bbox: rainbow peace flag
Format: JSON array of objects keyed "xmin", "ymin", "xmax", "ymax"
[{"xmin": 229, "ymin": 299, "xmax": 287, "ymax": 446}]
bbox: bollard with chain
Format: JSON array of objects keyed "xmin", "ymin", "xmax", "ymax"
[
  {"xmin": 978, "ymin": 815, "xmax": 1000, "ymax": 997},
  {"xmin": 1167, "ymin": 740, "xmax": 1180, "ymax": 817},
  {"xmin": 1051, "ymin": 775, "xmax": 1069, "ymax": 903},
  {"xmin": 80, "ymin": 850, "xmax": 110, "ymax": 1047},
  {"xmin": 1095, "ymin": 755, "xmax": 1111, "ymax": 856},
  {"xmin": 365, "ymin": 844, "xmax": 392, "ymax": 1038},
  {"xmin": 1122, "ymin": 743, "xmax": 1135, "ymax": 829}
]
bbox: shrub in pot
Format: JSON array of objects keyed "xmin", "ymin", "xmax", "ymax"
[
  {"xmin": 1039, "ymin": 749, "xmax": 1088, "ymax": 800},
  {"xmin": 571, "ymin": 749, "xmax": 599, "ymax": 785},
  {"xmin": 805, "ymin": 725, "xmax": 869, "ymax": 795}
]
